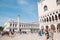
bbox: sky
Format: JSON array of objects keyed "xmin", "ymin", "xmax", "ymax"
[{"xmin": 0, "ymin": 0, "xmax": 41, "ymax": 26}]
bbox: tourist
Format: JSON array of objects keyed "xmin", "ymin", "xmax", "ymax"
[
  {"xmin": 39, "ymin": 30, "xmax": 42, "ymax": 36},
  {"xmin": 50, "ymin": 29, "xmax": 54, "ymax": 40},
  {"xmin": 45, "ymin": 30, "xmax": 49, "ymax": 40}
]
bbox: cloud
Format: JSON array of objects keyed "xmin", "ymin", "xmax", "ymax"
[
  {"xmin": 17, "ymin": 0, "xmax": 29, "ymax": 5},
  {"xmin": 21, "ymin": 4, "xmax": 37, "ymax": 19},
  {"xmin": 0, "ymin": 0, "xmax": 19, "ymax": 9},
  {"xmin": 0, "ymin": 0, "xmax": 38, "ymax": 24},
  {"xmin": 17, "ymin": 0, "xmax": 38, "ymax": 20},
  {"xmin": 0, "ymin": 3, "xmax": 19, "ymax": 9}
]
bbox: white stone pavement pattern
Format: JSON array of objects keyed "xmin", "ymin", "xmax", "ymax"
[{"xmin": 0, "ymin": 33, "xmax": 60, "ymax": 40}]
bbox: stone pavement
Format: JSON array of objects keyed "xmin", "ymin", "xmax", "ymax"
[
  {"xmin": 0, "ymin": 33, "xmax": 60, "ymax": 40},
  {"xmin": 53, "ymin": 33, "xmax": 60, "ymax": 40}
]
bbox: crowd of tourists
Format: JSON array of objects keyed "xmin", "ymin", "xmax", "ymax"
[
  {"xmin": 0, "ymin": 31, "xmax": 14, "ymax": 37},
  {"xmin": 38, "ymin": 29, "xmax": 55, "ymax": 40}
]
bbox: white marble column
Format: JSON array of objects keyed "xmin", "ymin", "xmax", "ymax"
[
  {"xmin": 11, "ymin": 21, "xmax": 13, "ymax": 32},
  {"xmin": 57, "ymin": 14, "xmax": 59, "ymax": 21},
  {"xmin": 55, "ymin": 24, "xmax": 57, "ymax": 33},
  {"xmin": 17, "ymin": 15, "xmax": 20, "ymax": 32}
]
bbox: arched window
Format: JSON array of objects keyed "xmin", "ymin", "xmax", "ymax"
[
  {"xmin": 13, "ymin": 24, "xmax": 14, "ymax": 27},
  {"xmin": 44, "ymin": 18, "xmax": 46, "ymax": 22},
  {"xmin": 46, "ymin": 26, "xmax": 49, "ymax": 30},
  {"xmin": 49, "ymin": 17, "xmax": 51, "ymax": 21},
  {"xmin": 10, "ymin": 24, "xmax": 12, "ymax": 26},
  {"xmin": 20, "ymin": 25, "xmax": 21, "ymax": 27},
  {"xmin": 51, "ymin": 24, "xmax": 55, "ymax": 31},
  {"xmin": 56, "ymin": 0, "xmax": 58, "ymax": 2},
  {"xmin": 22, "ymin": 25, "xmax": 23, "ymax": 27},
  {"xmin": 57, "ymin": 23, "xmax": 60, "ymax": 32},
  {"xmin": 43, "ymin": 18, "xmax": 46, "ymax": 22},
  {"xmin": 58, "ymin": 13, "xmax": 60, "ymax": 19},
  {"xmin": 47, "ymin": 18, "xmax": 48, "ymax": 22},
  {"xmin": 52, "ymin": 16, "xmax": 54, "ymax": 21},
  {"xmin": 24, "ymin": 25, "xmax": 25, "ymax": 27},
  {"xmin": 56, "ymin": 11, "xmax": 58, "ymax": 13},
  {"xmin": 44, "ymin": 5, "xmax": 48, "ymax": 11},
  {"xmin": 56, "ymin": 0, "xmax": 60, "ymax": 5},
  {"xmin": 55, "ymin": 15, "xmax": 58, "ymax": 20}
]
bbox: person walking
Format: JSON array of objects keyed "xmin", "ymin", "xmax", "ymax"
[
  {"xmin": 39, "ymin": 30, "xmax": 42, "ymax": 36},
  {"xmin": 45, "ymin": 30, "xmax": 49, "ymax": 40},
  {"xmin": 50, "ymin": 29, "xmax": 54, "ymax": 40}
]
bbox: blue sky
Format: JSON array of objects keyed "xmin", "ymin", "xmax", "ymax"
[{"xmin": 0, "ymin": 0, "xmax": 41, "ymax": 26}]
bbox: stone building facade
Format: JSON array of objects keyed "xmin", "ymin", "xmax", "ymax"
[
  {"xmin": 3, "ymin": 19, "xmax": 39, "ymax": 33},
  {"xmin": 38, "ymin": 0, "xmax": 60, "ymax": 32}
]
